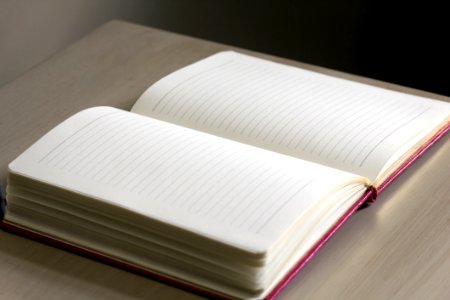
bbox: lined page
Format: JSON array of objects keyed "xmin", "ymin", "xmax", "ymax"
[
  {"xmin": 9, "ymin": 107, "xmax": 365, "ymax": 253},
  {"xmin": 132, "ymin": 51, "xmax": 450, "ymax": 180}
]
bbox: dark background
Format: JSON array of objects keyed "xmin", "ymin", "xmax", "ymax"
[
  {"xmin": 1, "ymin": 0, "xmax": 448, "ymax": 96},
  {"xmin": 148, "ymin": 0, "xmax": 449, "ymax": 96}
]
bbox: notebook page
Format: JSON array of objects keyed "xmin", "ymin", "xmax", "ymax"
[
  {"xmin": 8, "ymin": 107, "xmax": 365, "ymax": 253},
  {"xmin": 132, "ymin": 51, "xmax": 450, "ymax": 181}
]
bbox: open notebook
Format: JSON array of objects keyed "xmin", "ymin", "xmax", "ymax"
[{"xmin": 2, "ymin": 51, "xmax": 450, "ymax": 299}]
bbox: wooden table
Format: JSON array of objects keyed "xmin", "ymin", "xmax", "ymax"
[{"xmin": 1, "ymin": 20, "xmax": 449, "ymax": 300}]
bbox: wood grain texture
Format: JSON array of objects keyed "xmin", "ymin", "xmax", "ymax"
[{"xmin": 0, "ymin": 20, "xmax": 449, "ymax": 300}]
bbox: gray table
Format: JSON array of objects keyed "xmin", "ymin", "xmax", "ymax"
[{"xmin": 1, "ymin": 21, "xmax": 449, "ymax": 300}]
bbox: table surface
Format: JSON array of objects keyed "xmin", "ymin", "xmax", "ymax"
[{"xmin": 1, "ymin": 20, "xmax": 449, "ymax": 300}]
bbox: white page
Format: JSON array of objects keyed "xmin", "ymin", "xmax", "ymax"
[
  {"xmin": 8, "ymin": 107, "xmax": 365, "ymax": 254},
  {"xmin": 132, "ymin": 51, "xmax": 450, "ymax": 180}
]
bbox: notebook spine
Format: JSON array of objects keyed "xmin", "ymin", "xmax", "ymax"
[{"xmin": 358, "ymin": 186, "xmax": 378, "ymax": 210}]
